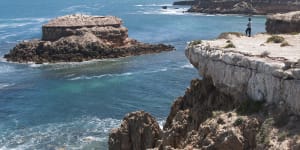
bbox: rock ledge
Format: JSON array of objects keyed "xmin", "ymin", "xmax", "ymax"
[{"xmin": 186, "ymin": 33, "xmax": 300, "ymax": 114}]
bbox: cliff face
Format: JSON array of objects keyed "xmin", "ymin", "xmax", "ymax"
[
  {"xmin": 266, "ymin": 11, "xmax": 300, "ymax": 34},
  {"xmin": 109, "ymin": 78, "xmax": 300, "ymax": 149},
  {"xmin": 188, "ymin": 0, "xmax": 300, "ymax": 14},
  {"xmin": 109, "ymin": 33, "xmax": 300, "ymax": 149},
  {"xmin": 4, "ymin": 14, "xmax": 174, "ymax": 63},
  {"xmin": 186, "ymin": 33, "xmax": 300, "ymax": 114}
]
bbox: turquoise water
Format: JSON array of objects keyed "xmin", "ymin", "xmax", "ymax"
[{"xmin": 0, "ymin": 0, "xmax": 266, "ymax": 149}]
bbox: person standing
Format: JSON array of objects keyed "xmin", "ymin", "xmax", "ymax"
[{"xmin": 245, "ymin": 18, "xmax": 252, "ymax": 37}]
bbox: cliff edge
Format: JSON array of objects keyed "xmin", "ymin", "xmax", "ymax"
[
  {"xmin": 186, "ymin": 33, "xmax": 300, "ymax": 114},
  {"xmin": 108, "ymin": 11, "xmax": 300, "ymax": 150},
  {"xmin": 109, "ymin": 33, "xmax": 300, "ymax": 149}
]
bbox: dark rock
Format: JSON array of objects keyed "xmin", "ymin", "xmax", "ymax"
[
  {"xmin": 108, "ymin": 111, "xmax": 162, "ymax": 150},
  {"xmin": 266, "ymin": 11, "xmax": 300, "ymax": 34},
  {"xmin": 173, "ymin": 0, "xmax": 195, "ymax": 6}
]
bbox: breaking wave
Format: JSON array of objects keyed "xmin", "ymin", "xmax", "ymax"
[
  {"xmin": 0, "ymin": 117, "xmax": 121, "ymax": 150},
  {"xmin": 68, "ymin": 63, "xmax": 194, "ymax": 81}
]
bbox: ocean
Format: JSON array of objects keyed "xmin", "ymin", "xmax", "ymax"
[{"xmin": 0, "ymin": 0, "xmax": 266, "ymax": 149}]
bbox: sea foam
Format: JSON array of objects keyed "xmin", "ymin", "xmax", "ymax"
[{"xmin": 0, "ymin": 117, "xmax": 121, "ymax": 150}]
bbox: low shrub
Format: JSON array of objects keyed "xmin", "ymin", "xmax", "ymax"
[
  {"xmin": 218, "ymin": 32, "xmax": 244, "ymax": 39},
  {"xmin": 256, "ymin": 117, "xmax": 274, "ymax": 145},
  {"xmin": 288, "ymin": 32, "xmax": 299, "ymax": 35},
  {"xmin": 189, "ymin": 40, "xmax": 202, "ymax": 46},
  {"xmin": 278, "ymin": 131, "xmax": 288, "ymax": 141},
  {"xmin": 237, "ymin": 99, "xmax": 265, "ymax": 115},
  {"xmin": 260, "ymin": 51, "xmax": 270, "ymax": 58},
  {"xmin": 224, "ymin": 43, "xmax": 236, "ymax": 48},
  {"xmin": 280, "ymin": 41, "xmax": 291, "ymax": 47},
  {"xmin": 266, "ymin": 35, "xmax": 285, "ymax": 43},
  {"xmin": 233, "ymin": 118, "xmax": 244, "ymax": 126}
]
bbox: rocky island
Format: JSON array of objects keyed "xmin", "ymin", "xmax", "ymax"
[
  {"xmin": 109, "ymin": 12, "xmax": 300, "ymax": 149},
  {"xmin": 4, "ymin": 14, "xmax": 174, "ymax": 63},
  {"xmin": 188, "ymin": 0, "xmax": 300, "ymax": 15}
]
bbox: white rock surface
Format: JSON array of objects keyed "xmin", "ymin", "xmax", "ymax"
[{"xmin": 186, "ymin": 33, "xmax": 300, "ymax": 114}]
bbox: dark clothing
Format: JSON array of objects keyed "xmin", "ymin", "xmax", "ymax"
[
  {"xmin": 245, "ymin": 20, "xmax": 252, "ymax": 37},
  {"xmin": 245, "ymin": 27, "xmax": 251, "ymax": 37}
]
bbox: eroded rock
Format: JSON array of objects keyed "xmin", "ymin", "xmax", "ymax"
[
  {"xmin": 266, "ymin": 11, "xmax": 300, "ymax": 34},
  {"xmin": 108, "ymin": 111, "xmax": 162, "ymax": 150},
  {"xmin": 4, "ymin": 14, "xmax": 174, "ymax": 63}
]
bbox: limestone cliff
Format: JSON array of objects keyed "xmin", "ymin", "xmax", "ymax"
[
  {"xmin": 4, "ymin": 14, "xmax": 174, "ymax": 63},
  {"xmin": 266, "ymin": 11, "xmax": 300, "ymax": 34},
  {"xmin": 109, "ymin": 33, "xmax": 300, "ymax": 149},
  {"xmin": 186, "ymin": 33, "xmax": 300, "ymax": 114},
  {"xmin": 109, "ymin": 78, "xmax": 300, "ymax": 149}
]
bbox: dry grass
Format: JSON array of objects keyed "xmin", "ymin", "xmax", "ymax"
[
  {"xmin": 224, "ymin": 43, "xmax": 236, "ymax": 48},
  {"xmin": 280, "ymin": 41, "xmax": 291, "ymax": 47},
  {"xmin": 189, "ymin": 40, "xmax": 202, "ymax": 46},
  {"xmin": 266, "ymin": 35, "xmax": 285, "ymax": 43},
  {"xmin": 218, "ymin": 32, "xmax": 244, "ymax": 39},
  {"xmin": 260, "ymin": 51, "xmax": 270, "ymax": 57}
]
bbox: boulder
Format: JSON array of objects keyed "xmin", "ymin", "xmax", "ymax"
[
  {"xmin": 266, "ymin": 11, "xmax": 300, "ymax": 34},
  {"xmin": 108, "ymin": 111, "xmax": 162, "ymax": 150}
]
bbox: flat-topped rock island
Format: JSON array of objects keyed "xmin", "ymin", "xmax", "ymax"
[{"xmin": 4, "ymin": 14, "xmax": 174, "ymax": 63}]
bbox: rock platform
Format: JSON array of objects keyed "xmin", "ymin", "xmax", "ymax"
[{"xmin": 186, "ymin": 33, "xmax": 300, "ymax": 113}]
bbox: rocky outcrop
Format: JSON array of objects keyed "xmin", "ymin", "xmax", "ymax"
[
  {"xmin": 161, "ymin": 78, "xmax": 237, "ymax": 148},
  {"xmin": 266, "ymin": 11, "xmax": 300, "ymax": 34},
  {"xmin": 188, "ymin": 0, "xmax": 300, "ymax": 15},
  {"xmin": 109, "ymin": 32, "xmax": 300, "ymax": 149},
  {"xmin": 109, "ymin": 78, "xmax": 300, "ymax": 149},
  {"xmin": 4, "ymin": 14, "xmax": 174, "ymax": 63},
  {"xmin": 186, "ymin": 33, "xmax": 300, "ymax": 114},
  {"xmin": 173, "ymin": 0, "xmax": 195, "ymax": 6},
  {"xmin": 108, "ymin": 111, "xmax": 162, "ymax": 150}
]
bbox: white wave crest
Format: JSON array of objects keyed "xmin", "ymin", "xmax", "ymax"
[
  {"xmin": 67, "ymin": 64, "xmax": 196, "ymax": 81},
  {"xmin": 0, "ymin": 117, "xmax": 121, "ymax": 150},
  {"xmin": 0, "ymin": 83, "xmax": 15, "ymax": 89},
  {"xmin": 0, "ymin": 64, "xmax": 16, "ymax": 73},
  {"xmin": 137, "ymin": 7, "xmax": 188, "ymax": 16},
  {"xmin": 0, "ymin": 17, "xmax": 50, "ymax": 22},
  {"xmin": 0, "ymin": 33, "xmax": 17, "ymax": 40},
  {"xmin": 135, "ymin": 4, "xmax": 172, "ymax": 7},
  {"xmin": 0, "ymin": 18, "xmax": 50, "ymax": 30},
  {"xmin": 68, "ymin": 72, "xmax": 134, "ymax": 81},
  {"xmin": 68, "ymin": 68, "xmax": 168, "ymax": 81},
  {"xmin": 180, "ymin": 64, "xmax": 194, "ymax": 69},
  {"xmin": 62, "ymin": 4, "xmax": 103, "ymax": 13}
]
